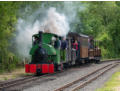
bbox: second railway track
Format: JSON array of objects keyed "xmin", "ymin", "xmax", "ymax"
[
  {"xmin": 0, "ymin": 75, "xmax": 39, "ymax": 90},
  {"xmin": 55, "ymin": 62, "xmax": 119, "ymax": 91},
  {"xmin": 0, "ymin": 69, "xmax": 65, "ymax": 90}
]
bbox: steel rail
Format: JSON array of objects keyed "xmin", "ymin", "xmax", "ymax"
[
  {"xmin": 0, "ymin": 73, "xmax": 54, "ymax": 90},
  {"xmin": 55, "ymin": 62, "xmax": 119, "ymax": 91},
  {"xmin": 72, "ymin": 63, "xmax": 118, "ymax": 91},
  {"xmin": 0, "ymin": 69, "xmax": 65, "ymax": 90}
]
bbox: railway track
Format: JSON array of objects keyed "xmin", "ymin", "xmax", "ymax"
[
  {"xmin": 0, "ymin": 70, "xmax": 64, "ymax": 90},
  {"xmin": 0, "ymin": 60, "xmax": 119, "ymax": 91},
  {"xmin": 55, "ymin": 62, "xmax": 119, "ymax": 91},
  {"xmin": 0, "ymin": 75, "xmax": 39, "ymax": 90}
]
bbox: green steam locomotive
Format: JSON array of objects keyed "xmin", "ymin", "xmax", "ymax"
[{"xmin": 25, "ymin": 31, "xmax": 101, "ymax": 74}]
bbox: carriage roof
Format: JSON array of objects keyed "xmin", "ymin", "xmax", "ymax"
[{"xmin": 67, "ymin": 32, "xmax": 89, "ymax": 38}]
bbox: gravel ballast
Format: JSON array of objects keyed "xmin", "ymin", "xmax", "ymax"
[
  {"xmin": 22, "ymin": 62, "xmax": 119, "ymax": 91},
  {"xmin": 79, "ymin": 63, "xmax": 120, "ymax": 91}
]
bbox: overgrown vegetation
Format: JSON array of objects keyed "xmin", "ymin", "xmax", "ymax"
[
  {"xmin": 0, "ymin": 1, "xmax": 120, "ymax": 72},
  {"xmin": 0, "ymin": 2, "xmax": 20, "ymax": 72},
  {"xmin": 0, "ymin": 2, "xmax": 40, "ymax": 72}
]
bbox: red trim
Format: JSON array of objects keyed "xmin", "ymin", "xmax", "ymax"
[
  {"xmin": 25, "ymin": 64, "xmax": 30, "ymax": 73},
  {"xmin": 42, "ymin": 64, "xmax": 49, "ymax": 73},
  {"xmin": 25, "ymin": 64, "xmax": 54, "ymax": 74},
  {"xmin": 49, "ymin": 64, "xmax": 54, "ymax": 73},
  {"xmin": 30, "ymin": 64, "xmax": 37, "ymax": 73}
]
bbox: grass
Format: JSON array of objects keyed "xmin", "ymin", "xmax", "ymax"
[
  {"xmin": 96, "ymin": 69, "xmax": 120, "ymax": 91},
  {"xmin": 101, "ymin": 58, "xmax": 120, "ymax": 61},
  {"xmin": 0, "ymin": 67, "xmax": 31, "ymax": 81}
]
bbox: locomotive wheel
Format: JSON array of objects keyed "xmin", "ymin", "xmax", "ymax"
[
  {"xmin": 63, "ymin": 63, "xmax": 69, "ymax": 69},
  {"xmin": 54, "ymin": 63, "xmax": 63, "ymax": 71},
  {"xmin": 75, "ymin": 59, "xmax": 81, "ymax": 66},
  {"xmin": 97, "ymin": 60, "xmax": 100, "ymax": 63},
  {"xmin": 75, "ymin": 60, "xmax": 79, "ymax": 66},
  {"xmin": 95, "ymin": 60, "xmax": 100, "ymax": 64},
  {"xmin": 54, "ymin": 64, "xmax": 58, "ymax": 71},
  {"xmin": 84, "ymin": 60, "xmax": 88, "ymax": 64}
]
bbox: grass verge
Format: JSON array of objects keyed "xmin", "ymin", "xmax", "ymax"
[
  {"xmin": 101, "ymin": 58, "xmax": 120, "ymax": 61},
  {"xmin": 96, "ymin": 69, "xmax": 120, "ymax": 91},
  {"xmin": 0, "ymin": 67, "xmax": 31, "ymax": 81}
]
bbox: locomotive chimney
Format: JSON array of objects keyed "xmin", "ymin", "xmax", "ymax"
[{"xmin": 38, "ymin": 31, "xmax": 43, "ymax": 47}]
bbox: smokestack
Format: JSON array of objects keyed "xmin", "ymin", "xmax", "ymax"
[{"xmin": 38, "ymin": 31, "xmax": 42, "ymax": 48}]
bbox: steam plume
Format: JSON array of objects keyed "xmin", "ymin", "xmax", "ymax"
[
  {"xmin": 43, "ymin": 8, "xmax": 69, "ymax": 36},
  {"xmin": 15, "ymin": 2, "xmax": 85, "ymax": 58},
  {"xmin": 16, "ymin": 7, "xmax": 69, "ymax": 58}
]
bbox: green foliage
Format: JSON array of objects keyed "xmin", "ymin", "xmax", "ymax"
[
  {"xmin": 0, "ymin": 2, "xmax": 20, "ymax": 72},
  {"xmin": 75, "ymin": 1, "xmax": 120, "ymax": 59},
  {"xmin": 0, "ymin": 1, "xmax": 43, "ymax": 72}
]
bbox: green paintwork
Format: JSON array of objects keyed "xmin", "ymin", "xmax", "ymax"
[
  {"xmin": 42, "ymin": 43, "xmax": 56, "ymax": 55},
  {"xmin": 29, "ymin": 32, "xmax": 61, "ymax": 64},
  {"xmin": 60, "ymin": 49, "xmax": 66, "ymax": 62},
  {"xmin": 42, "ymin": 33, "xmax": 61, "ymax": 64},
  {"xmin": 53, "ymin": 49, "xmax": 60, "ymax": 64},
  {"xmin": 42, "ymin": 33, "xmax": 57, "ymax": 44}
]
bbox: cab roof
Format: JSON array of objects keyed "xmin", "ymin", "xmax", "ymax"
[{"xmin": 32, "ymin": 32, "xmax": 59, "ymax": 37}]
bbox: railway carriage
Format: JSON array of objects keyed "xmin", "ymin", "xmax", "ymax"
[
  {"xmin": 68, "ymin": 32, "xmax": 89, "ymax": 64},
  {"xmin": 25, "ymin": 31, "xmax": 101, "ymax": 74}
]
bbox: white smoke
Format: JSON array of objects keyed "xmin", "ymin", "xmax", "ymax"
[
  {"xmin": 15, "ymin": 2, "xmax": 86, "ymax": 58},
  {"xmin": 16, "ymin": 7, "xmax": 69, "ymax": 58},
  {"xmin": 43, "ymin": 8, "xmax": 69, "ymax": 36},
  {"xmin": 16, "ymin": 19, "xmax": 40, "ymax": 57}
]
